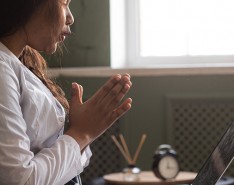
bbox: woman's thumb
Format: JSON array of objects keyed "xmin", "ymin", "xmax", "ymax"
[{"xmin": 71, "ymin": 82, "xmax": 83, "ymax": 104}]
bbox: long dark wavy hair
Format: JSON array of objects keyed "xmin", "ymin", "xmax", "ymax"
[{"xmin": 0, "ymin": 0, "xmax": 69, "ymax": 113}]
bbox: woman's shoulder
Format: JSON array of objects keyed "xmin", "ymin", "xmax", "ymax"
[{"xmin": 0, "ymin": 43, "xmax": 24, "ymax": 76}]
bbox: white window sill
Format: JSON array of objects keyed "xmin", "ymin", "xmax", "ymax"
[{"xmin": 48, "ymin": 66, "xmax": 234, "ymax": 78}]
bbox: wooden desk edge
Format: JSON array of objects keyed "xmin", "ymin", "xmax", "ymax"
[{"xmin": 104, "ymin": 171, "xmax": 197, "ymax": 185}]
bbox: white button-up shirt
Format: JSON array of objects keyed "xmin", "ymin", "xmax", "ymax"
[{"xmin": 0, "ymin": 42, "xmax": 92, "ymax": 185}]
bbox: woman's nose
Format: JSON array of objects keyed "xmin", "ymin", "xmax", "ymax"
[{"xmin": 66, "ymin": 8, "xmax": 74, "ymax": 26}]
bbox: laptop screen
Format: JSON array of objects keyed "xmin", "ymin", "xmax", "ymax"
[{"xmin": 192, "ymin": 121, "xmax": 234, "ymax": 185}]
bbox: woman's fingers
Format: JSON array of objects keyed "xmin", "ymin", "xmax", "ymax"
[
  {"xmin": 113, "ymin": 84, "xmax": 131, "ymax": 105},
  {"xmin": 92, "ymin": 74, "xmax": 131, "ymax": 107},
  {"xmin": 92, "ymin": 74, "xmax": 122, "ymax": 103},
  {"xmin": 116, "ymin": 79, "xmax": 132, "ymax": 103},
  {"xmin": 102, "ymin": 74, "xmax": 132, "ymax": 109},
  {"xmin": 111, "ymin": 98, "xmax": 132, "ymax": 122}
]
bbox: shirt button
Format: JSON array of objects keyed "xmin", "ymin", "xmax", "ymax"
[{"xmin": 59, "ymin": 117, "xmax": 64, "ymax": 122}]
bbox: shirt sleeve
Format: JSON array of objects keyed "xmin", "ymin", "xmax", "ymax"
[{"xmin": 0, "ymin": 61, "xmax": 91, "ymax": 185}]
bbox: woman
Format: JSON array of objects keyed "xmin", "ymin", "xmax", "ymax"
[{"xmin": 0, "ymin": 0, "xmax": 132, "ymax": 184}]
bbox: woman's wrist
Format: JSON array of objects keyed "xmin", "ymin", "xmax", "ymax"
[{"xmin": 64, "ymin": 129, "xmax": 90, "ymax": 151}]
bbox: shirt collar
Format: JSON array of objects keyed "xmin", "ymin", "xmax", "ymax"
[{"xmin": 0, "ymin": 41, "xmax": 21, "ymax": 62}]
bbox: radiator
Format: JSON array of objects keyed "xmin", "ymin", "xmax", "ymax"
[
  {"xmin": 80, "ymin": 122, "xmax": 122, "ymax": 182},
  {"xmin": 166, "ymin": 95, "xmax": 234, "ymax": 176}
]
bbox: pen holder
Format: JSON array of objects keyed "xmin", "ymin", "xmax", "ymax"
[{"xmin": 123, "ymin": 165, "xmax": 141, "ymax": 181}]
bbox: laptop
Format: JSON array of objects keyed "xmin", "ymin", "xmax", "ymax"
[{"xmin": 191, "ymin": 121, "xmax": 234, "ymax": 185}]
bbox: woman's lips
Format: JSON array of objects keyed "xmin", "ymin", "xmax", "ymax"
[
  {"xmin": 59, "ymin": 35, "xmax": 66, "ymax": 42},
  {"xmin": 59, "ymin": 31, "xmax": 71, "ymax": 42}
]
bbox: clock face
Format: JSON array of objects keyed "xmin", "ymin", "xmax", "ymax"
[{"xmin": 158, "ymin": 155, "xmax": 179, "ymax": 179}]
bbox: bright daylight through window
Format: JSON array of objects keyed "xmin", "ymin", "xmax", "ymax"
[
  {"xmin": 110, "ymin": 0, "xmax": 234, "ymax": 68},
  {"xmin": 140, "ymin": 0, "xmax": 234, "ymax": 56}
]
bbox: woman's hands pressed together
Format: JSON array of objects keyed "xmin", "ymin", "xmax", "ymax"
[{"xmin": 65, "ymin": 74, "xmax": 132, "ymax": 150}]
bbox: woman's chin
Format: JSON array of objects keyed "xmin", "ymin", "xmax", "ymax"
[{"xmin": 44, "ymin": 44, "xmax": 58, "ymax": 55}]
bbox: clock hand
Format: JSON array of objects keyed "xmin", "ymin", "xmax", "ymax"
[
  {"xmin": 167, "ymin": 162, "xmax": 170, "ymax": 169},
  {"xmin": 168, "ymin": 166, "xmax": 176, "ymax": 169}
]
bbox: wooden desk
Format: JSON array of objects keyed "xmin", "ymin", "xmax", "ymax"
[{"xmin": 104, "ymin": 171, "xmax": 197, "ymax": 185}]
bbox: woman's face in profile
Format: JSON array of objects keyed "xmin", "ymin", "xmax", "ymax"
[{"xmin": 24, "ymin": 0, "xmax": 74, "ymax": 54}]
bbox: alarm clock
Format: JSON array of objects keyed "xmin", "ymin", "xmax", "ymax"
[{"xmin": 152, "ymin": 144, "xmax": 180, "ymax": 180}]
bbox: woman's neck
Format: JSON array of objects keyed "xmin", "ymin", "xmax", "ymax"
[{"xmin": 0, "ymin": 30, "xmax": 26, "ymax": 57}]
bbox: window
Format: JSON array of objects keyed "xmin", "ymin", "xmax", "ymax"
[{"xmin": 110, "ymin": 0, "xmax": 234, "ymax": 68}]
